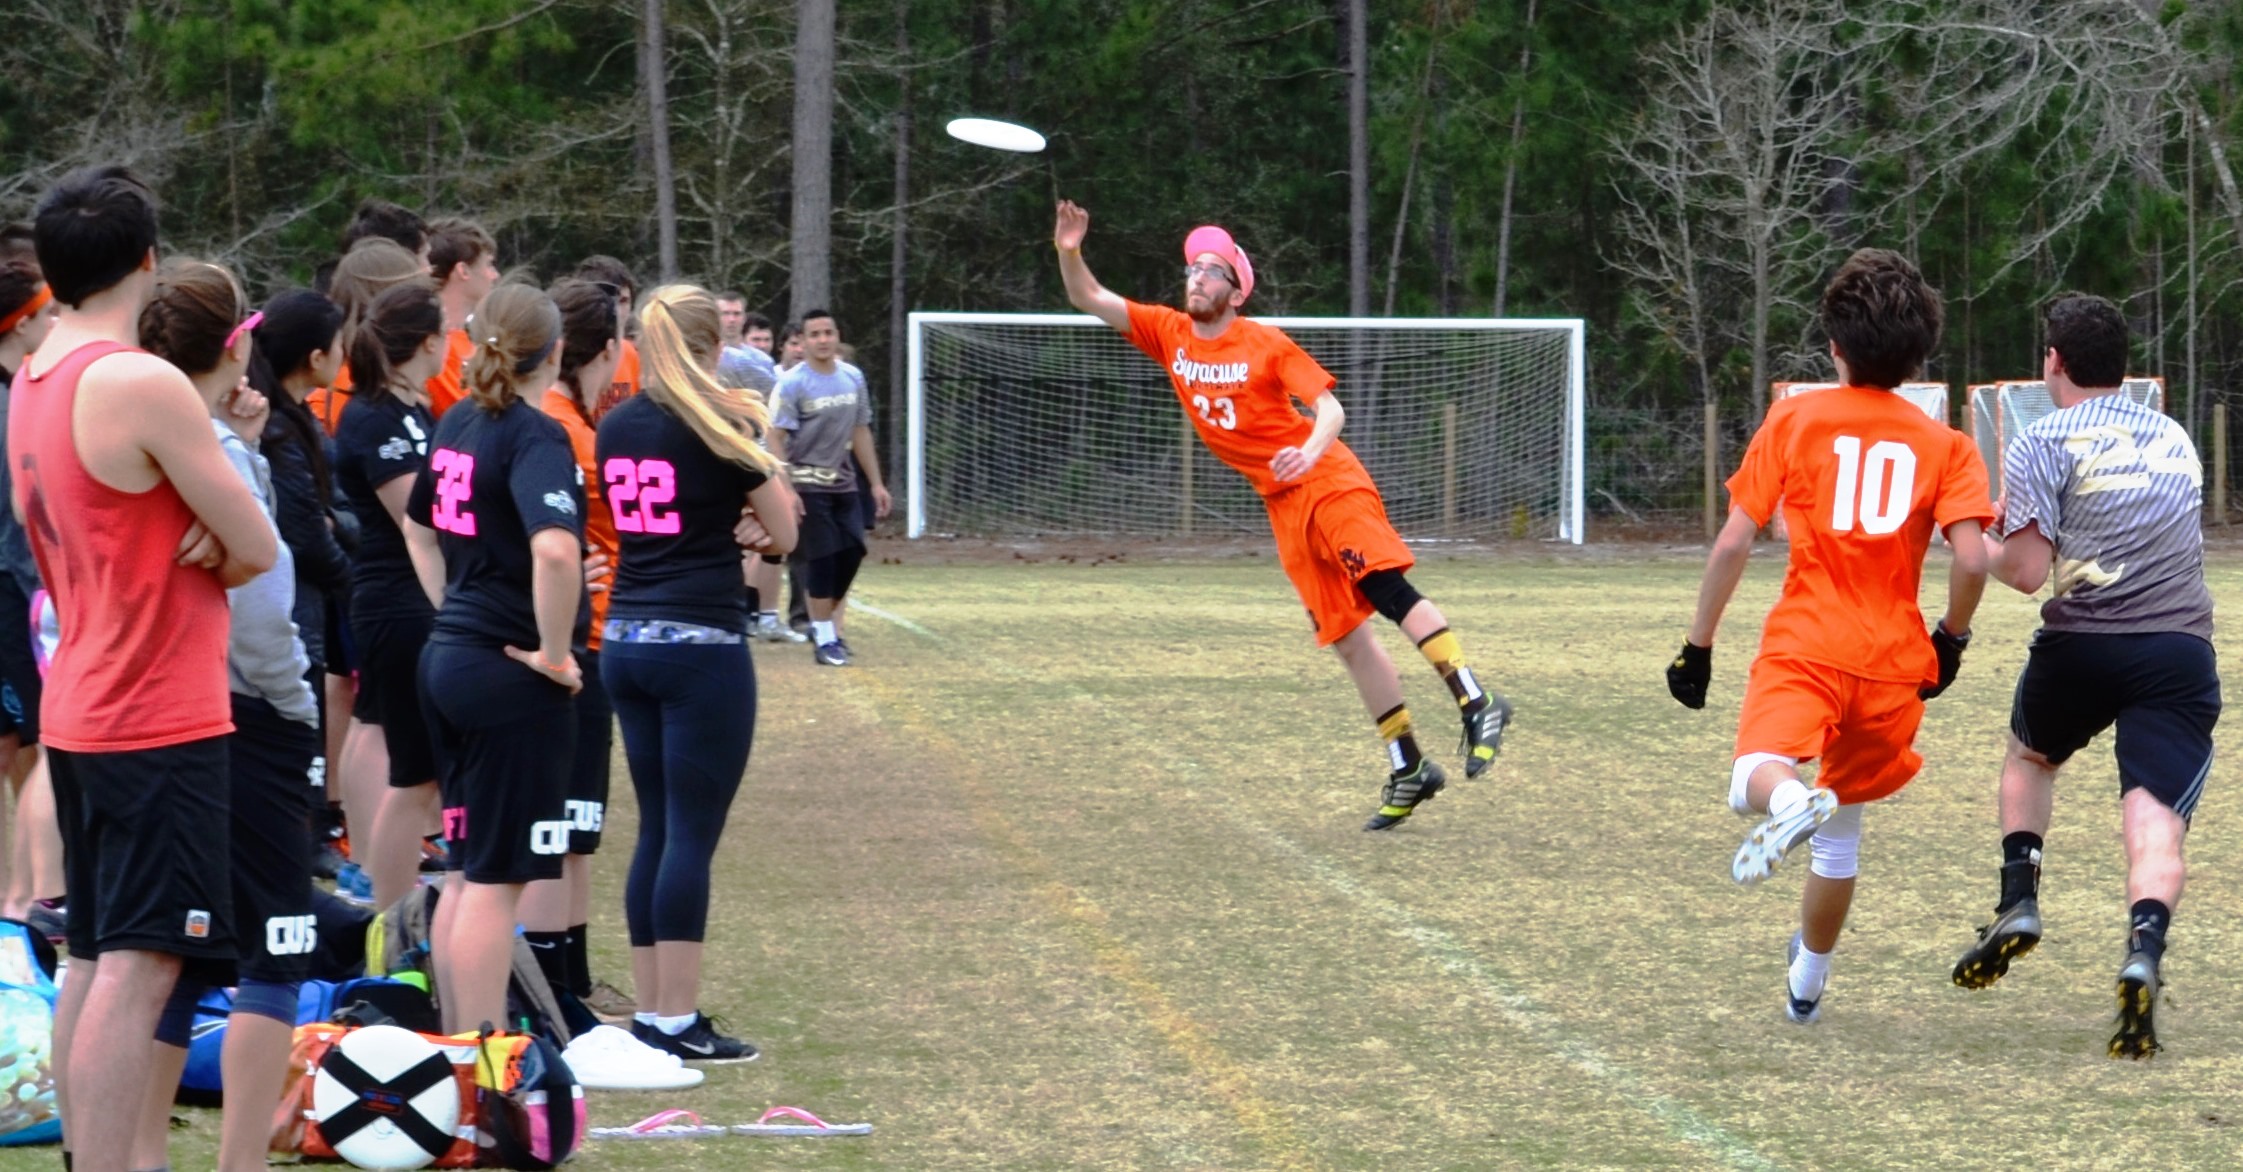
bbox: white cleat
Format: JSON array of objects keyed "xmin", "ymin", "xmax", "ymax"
[{"xmin": 1732, "ymin": 787, "xmax": 1839, "ymax": 885}]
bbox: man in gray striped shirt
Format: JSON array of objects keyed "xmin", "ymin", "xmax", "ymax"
[{"xmin": 1950, "ymin": 293, "xmax": 2218, "ymax": 1060}]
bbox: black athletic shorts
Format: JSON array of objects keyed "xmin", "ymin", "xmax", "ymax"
[
  {"xmin": 352, "ymin": 611, "xmax": 439, "ymax": 788},
  {"xmin": 51, "ymin": 737, "xmax": 236, "ymax": 985},
  {"xmin": 566, "ymin": 649, "xmax": 611, "ymax": 855},
  {"xmin": 325, "ymin": 594, "xmax": 357, "ymax": 677},
  {"xmin": 2012, "ymin": 629, "xmax": 2221, "ymax": 819},
  {"xmin": 0, "ymin": 576, "xmax": 41, "ymax": 744},
  {"xmin": 794, "ymin": 488, "xmax": 866, "ymax": 565},
  {"xmin": 228, "ymin": 694, "xmax": 321, "ymax": 982},
  {"xmin": 420, "ymin": 640, "xmax": 573, "ymax": 885}
]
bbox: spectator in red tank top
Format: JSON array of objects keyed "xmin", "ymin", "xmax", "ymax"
[{"xmin": 8, "ymin": 164, "xmax": 276, "ymax": 1172}]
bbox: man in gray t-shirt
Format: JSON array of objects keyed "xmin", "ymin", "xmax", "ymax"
[
  {"xmin": 1951, "ymin": 294, "xmax": 2218, "ymax": 1061},
  {"xmin": 769, "ymin": 310, "xmax": 890, "ymax": 666}
]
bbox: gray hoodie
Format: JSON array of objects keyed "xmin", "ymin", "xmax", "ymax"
[{"xmin": 214, "ymin": 421, "xmax": 318, "ymax": 726}]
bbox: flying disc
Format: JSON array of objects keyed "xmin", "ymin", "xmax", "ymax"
[{"xmin": 945, "ymin": 117, "xmax": 1047, "ymax": 154}]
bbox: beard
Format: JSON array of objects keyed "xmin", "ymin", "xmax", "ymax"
[{"xmin": 1185, "ymin": 296, "xmax": 1228, "ymax": 324}]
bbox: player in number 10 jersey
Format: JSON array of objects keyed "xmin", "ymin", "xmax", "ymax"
[{"xmin": 1667, "ymin": 249, "xmax": 1993, "ymax": 1025}]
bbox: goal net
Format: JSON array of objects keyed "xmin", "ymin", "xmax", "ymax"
[
  {"xmin": 905, "ymin": 314, "xmax": 1586, "ymax": 542},
  {"xmin": 1968, "ymin": 378, "xmax": 2165, "ymax": 496}
]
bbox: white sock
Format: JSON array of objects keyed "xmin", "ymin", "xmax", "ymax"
[
  {"xmin": 634, "ymin": 1011, "xmax": 659, "ymax": 1027},
  {"xmin": 812, "ymin": 620, "xmax": 838, "ymax": 646},
  {"xmin": 1769, "ymin": 778, "xmax": 1813, "ymax": 821},
  {"xmin": 1790, "ymin": 943, "xmax": 1831, "ymax": 1001},
  {"xmin": 760, "ymin": 610, "xmax": 780, "ymax": 625},
  {"xmin": 656, "ymin": 1012, "xmax": 697, "ymax": 1037}
]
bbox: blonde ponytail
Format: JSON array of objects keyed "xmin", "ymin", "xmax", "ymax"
[{"xmin": 638, "ymin": 284, "xmax": 782, "ymax": 474}]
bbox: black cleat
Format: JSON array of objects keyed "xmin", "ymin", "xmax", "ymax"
[
  {"xmin": 1364, "ymin": 761, "xmax": 1447, "ymax": 831},
  {"xmin": 1459, "ymin": 694, "xmax": 1513, "ymax": 779},
  {"xmin": 1952, "ymin": 898, "xmax": 2042, "ymax": 989},
  {"xmin": 814, "ymin": 640, "xmax": 849, "ymax": 667},
  {"xmin": 2109, "ymin": 950, "xmax": 2162, "ymax": 1060}
]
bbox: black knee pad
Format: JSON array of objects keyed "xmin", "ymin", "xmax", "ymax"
[{"xmin": 1356, "ymin": 569, "xmax": 1424, "ymax": 624}]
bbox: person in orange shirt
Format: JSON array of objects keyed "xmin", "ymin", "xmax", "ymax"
[
  {"xmin": 424, "ymin": 218, "xmax": 499, "ymax": 418},
  {"xmin": 1668, "ymin": 249, "xmax": 1992, "ymax": 1024},
  {"xmin": 573, "ymin": 255, "xmax": 641, "ymax": 421},
  {"xmin": 1053, "ymin": 201, "xmax": 1511, "ymax": 831}
]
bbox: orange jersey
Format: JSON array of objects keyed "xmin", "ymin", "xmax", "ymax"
[
  {"xmin": 1124, "ymin": 301, "xmax": 1368, "ymax": 497},
  {"xmin": 1727, "ymin": 386, "xmax": 1993, "ymax": 684},
  {"xmin": 425, "ymin": 329, "xmax": 475, "ymax": 419},
  {"xmin": 541, "ymin": 388, "xmax": 617, "ymax": 649},
  {"xmin": 591, "ymin": 339, "xmax": 641, "ymax": 422},
  {"xmin": 307, "ymin": 363, "xmax": 355, "ymax": 436}
]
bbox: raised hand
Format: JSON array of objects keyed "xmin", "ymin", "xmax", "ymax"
[{"xmin": 1054, "ymin": 201, "xmax": 1090, "ymax": 253}]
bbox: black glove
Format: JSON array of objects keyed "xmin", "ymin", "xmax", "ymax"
[
  {"xmin": 1921, "ymin": 623, "xmax": 1970, "ymax": 700},
  {"xmin": 1667, "ymin": 641, "xmax": 1712, "ymax": 709}
]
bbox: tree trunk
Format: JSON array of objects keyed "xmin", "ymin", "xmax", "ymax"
[
  {"xmin": 1381, "ymin": 39, "xmax": 1439, "ymax": 317},
  {"xmin": 888, "ymin": 0, "xmax": 911, "ymax": 484},
  {"xmin": 791, "ymin": 0, "xmax": 837, "ymax": 318},
  {"xmin": 1347, "ymin": 0, "xmax": 1368, "ymax": 317},
  {"xmin": 1492, "ymin": 0, "xmax": 1537, "ymax": 317},
  {"xmin": 643, "ymin": 0, "xmax": 679, "ymax": 282}
]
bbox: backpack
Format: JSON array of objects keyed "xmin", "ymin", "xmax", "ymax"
[
  {"xmin": 278, "ymin": 1023, "xmax": 583, "ymax": 1169},
  {"xmin": 178, "ymin": 980, "xmax": 346, "ymax": 1106},
  {"xmin": 366, "ymin": 882, "xmax": 572, "ymax": 1047},
  {"xmin": 472, "ymin": 1032, "xmax": 585, "ymax": 1169},
  {"xmin": 0, "ymin": 919, "xmax": 58, "ymax": 1147}
]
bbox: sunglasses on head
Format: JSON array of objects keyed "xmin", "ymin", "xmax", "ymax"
[{"xmin": 225, "ymin": 309, "xmax": 264, "ymax": 351}]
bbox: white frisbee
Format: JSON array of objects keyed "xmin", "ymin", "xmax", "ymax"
[{"xmin": 945, "ymin": 117, "xmax": 1047, "ymax": 154}]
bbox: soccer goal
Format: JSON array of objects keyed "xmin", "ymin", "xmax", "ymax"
[
  {"xmin": 1968, "ymin": 378, "xmax": 2165, "ymax": 496},
  {"xmin": 905, "ymin": 314, "xmax": 1587, "ymax": 542}
]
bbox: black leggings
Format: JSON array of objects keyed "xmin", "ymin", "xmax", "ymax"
[
  {"xmin": 803, "ymin": 545, "xmax": 864, "ymax": 601},
  {"xmin": 602, "ymin": 639, "xmax": 755, "ymax": 946}
]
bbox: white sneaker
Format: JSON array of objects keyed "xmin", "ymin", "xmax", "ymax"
[
  {"xmin": 562, "ymin": 1024, "xmax": 706, "ymax": 1091},
  {"xmin": 1732, "ymin": 787, "xmax": 1838, "ymax": 885},
  {"xmin": 757, "ymin": 615, "xmax": 808, "ymax": 643}
]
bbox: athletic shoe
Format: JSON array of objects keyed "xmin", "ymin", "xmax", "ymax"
[
  {"xmin": 1784, "ymin": 932, "xmax": 1821, "ymax": 1024},
  {"xmin": 814, "ymin": 641, "xmax": 849, "ymax": 667},
  {"xmin": 1951, "ymin": 898, "xmax": 2043, "ymax": 989},
  {"xmin": 1732, "ymin": 787, "xmax": 1839, "ymax": 885},
  {"xmin": 836, "ymin": 637, "xmax": 854, "ymax": 656},
  {"xmin": 561, "ymin": 1024, "xmax": 705, "ymax": 1091},
  {"xmin": 583, "ymin": 980, "xmax": 638, "ymax": 1023},
  {"xmin": 2109, "ymin": 948, "xmax": 2163, "ymax": 1060},
  {"xmin": 23, "ymin": 900, "xmax": 64, "ymax": 947},
  {"xmin": 1364, "ymin": 760, "xmax": 1448, "ymax": 831},
  {"xmin": 756, "ymin": 615, "xmax": 807, "ymax": 644},
  {"xmin": 334, "ymin": 861, "xmax": 375, "ymax": 906},
  {"xmin": 310, "ymin": 837, "xmax": 347, "ymax": 882},
  {"xmin": 636, "ymin": 1013, "xmax": 761, "ymax": 1064},
  {"xmin": 1459, "ymin": 694, "xmax": 1514, "ymax": 779}
]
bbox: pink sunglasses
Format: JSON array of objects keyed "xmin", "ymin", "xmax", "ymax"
[{"xmin": 225, "ymin": 310, "xmax": 264, "ymax": 351}]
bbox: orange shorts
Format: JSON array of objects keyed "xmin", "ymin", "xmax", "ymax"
[
  {"xmin": 1734, "ymin": 655, "xmax": 1924, "ymax": 805},
  {"xmin": 1264, "ymin": 476, "xmax": 1413, "ymax": 647}
]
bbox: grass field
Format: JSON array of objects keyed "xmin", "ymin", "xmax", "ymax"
[{"xmin": 67, "ymin": 539, "xmax": 2243, "ymax": 1170}]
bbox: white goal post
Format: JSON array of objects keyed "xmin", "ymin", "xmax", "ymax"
[{"xmin": 905, "ymin": 313, "xmax": 1587, "ymax": 543}]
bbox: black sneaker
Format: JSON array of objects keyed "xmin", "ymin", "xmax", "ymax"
[
  {"xmin": 637, "ymin": 1013, "xmax": 760, "ymax": 1064},
  {"xmin": 2109, "ymin": 949, "xmax": 2162, "ymax": 1060},
  {"xmin": 814, "ymin": 641, "xmax": 849, "ymax": 667},
  {"xmin": 1952, "ymin": 898, "xmax": 2042, "ymax": 989},
  {"xmin": 1364, "ymin": 760, "xmax": 1447, "ymax": 831},
  {"xmin": 1459, "ymin": 694, "xmax": 1513, "ymax": 779}
]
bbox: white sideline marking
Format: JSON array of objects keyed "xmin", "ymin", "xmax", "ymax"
[{"xmin": 854, "ymin": 597, "xmax": 1780, "ymax": 1171}]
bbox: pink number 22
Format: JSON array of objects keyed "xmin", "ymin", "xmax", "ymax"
[
  {"xmin": 605, "ymin": 458, "xmax": 680, "ymax": 535},
  {"xmin": 430, "ymin": 449, "xmax": 477, "ymax": 536}
]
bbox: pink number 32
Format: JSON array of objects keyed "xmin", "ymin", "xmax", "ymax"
[
  {"xmin": 605, "ymin": 458, "xmax": 680, "ymax": 535},
  {"xmin": 430, "ymin": 449, "xmax": 477, "ymax": 536}
]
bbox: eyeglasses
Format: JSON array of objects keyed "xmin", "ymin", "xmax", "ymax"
[
  {"xmin": 225, "ymin": 310, "xmax": 264, "ymax": 351},
  {"xmin": 1185, "ymin": 262, "xmax": 1234, "ymax": 284}
]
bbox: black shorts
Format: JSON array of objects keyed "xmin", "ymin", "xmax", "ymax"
[
  {"xmin": 352, "ymin": 611, "xmax": 439, "ymax": 788},
  {"xmin": 0, "ymin": 576, "xmax": 41, "ymax": 744},
  {"xmin": 566, "ymin": 649, "xmax": 612, "ymax": 855},
  {"xmin": 325, "ymin": 594, "xmax": 357, "ymax": 676},
  {"xmin": 794, "ymin": 488, "xmax": 866, "ymax": 564},
  {"xmin": 51, "ymin": 737, "xmax": 236, "ymax": 985},
  {"xmin": 228, "ymin": 694, "xmax": 321, "ymax": 982},
  {"xmin": 420, "ymin": 640, "xmax": 573, "ymax": 885},
  {"xmin": 2012, "ymin": 629, "xmax": 2222, "ymax": 819}
]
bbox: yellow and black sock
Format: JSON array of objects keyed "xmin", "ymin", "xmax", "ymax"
[
  {"xmin": 1416, "ymin": 627, "xmax": 1488, "ymax": 713},
  {"xmin": 1377, "ymin": 704, "xmax": 1424, "ymax": 775}
]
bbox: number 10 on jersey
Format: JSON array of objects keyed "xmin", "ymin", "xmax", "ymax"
[{"xmin": 1829, "ymin": 436, "xmax": 1917, "ymax": 535}]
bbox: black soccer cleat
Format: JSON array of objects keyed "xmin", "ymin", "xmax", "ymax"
[
  {"xmin": 1952, "ymin": 898, "xmax": 2043, "ymax": 990},
  {"xmin": 2109, "ymin": 950, "xmax": 2162, "ymax": 1060},
  {"xmin": 1459, "ymin": 694, "xmax": 1513, "ymax": 779},
  {"xmin": 1364, "ymin": 760, "xmax": 1447, "ymax": 831}
]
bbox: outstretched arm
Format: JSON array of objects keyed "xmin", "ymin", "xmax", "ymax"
[{"xmin": 1054, "ymin": 201, "xmax": 1130, "ymax": 334}]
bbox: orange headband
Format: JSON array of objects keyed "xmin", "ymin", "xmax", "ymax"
[{"xmin": 0, "ymin": 286, "xmax": 50, "ymax": 334}]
